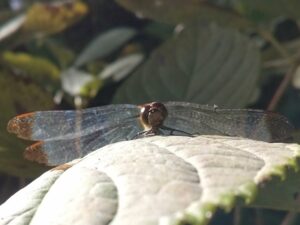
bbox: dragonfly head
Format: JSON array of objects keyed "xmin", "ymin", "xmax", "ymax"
[{"xmin": 139, "ymin": 102, "xmax": 168, "ymax": 131}]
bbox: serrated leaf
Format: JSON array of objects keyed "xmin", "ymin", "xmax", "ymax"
[
  {"xmin": 115, "ymin": 0, "xmax": 252, "ymax": 28},
  {"xmin": 0, "ymin": 136, "xmax": 299, "ymax": 225},
  {"xmin": 113, "ymin": 22, "xmax": 260, "ymax": 108},
  {"xmin": 73, "ymin": 27, "xmax": 137, "ymax": 67}
]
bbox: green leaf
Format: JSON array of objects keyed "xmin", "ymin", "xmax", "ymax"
[
  {"xmin": 0, "ymin": 136, "xmax": 299, "ymax": 224},
  {"xmin": 73, "ymin": 27, "xmax": 137, "ymax": 67},
  {"xmin": 1, "ymin": 51, "xmax": 60, "ymax": 89},
  {"xmin": 113, "ymin": 22, "xmax": 260, "ymax": 108}
]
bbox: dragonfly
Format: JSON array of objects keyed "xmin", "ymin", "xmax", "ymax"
[{"xmin": 7, "ymin": 102, "xmax": 293, "ymax": 166}]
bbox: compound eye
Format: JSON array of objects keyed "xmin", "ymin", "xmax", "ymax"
[
  {"xmin": 139, "ymin": 102, "xmax": 168, "ymax": 129},
  {"xmin": 139, "ymin": 105, "xmax": 151, "ymax": 126},
  {"xmin": 149, "ymin": 109, "xmax": 156, "ymax": 113}
]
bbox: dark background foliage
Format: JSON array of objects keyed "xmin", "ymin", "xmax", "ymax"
[{"xmin": 1, "ymin": 0, "xmax": 300, "ymax": 224}]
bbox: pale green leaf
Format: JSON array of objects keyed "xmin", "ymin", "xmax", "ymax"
[{"xmin": 0, "ymin": 136, "xmax": 299, "ymax": 225}]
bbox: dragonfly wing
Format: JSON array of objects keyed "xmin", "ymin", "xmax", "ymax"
[
  {"xmin": 7, "ymin": 104, "xmax": 140, "ymax": 141},
  {"xmin": 164, "ymin": 102, "xmax": 293, "ymax": 142},
  {"xmin": 24, "ymin": 118, "xmax": 143, "ymax": 166}
]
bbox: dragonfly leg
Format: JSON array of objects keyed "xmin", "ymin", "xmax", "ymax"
[
  {"xmin": 131, "ymin": 130, "xmax": 147, "ymax": 139},
  {"xmin": 160, "ymin": 125, "xmax": 194, "ymax": 137},
  {"xmin": 131, "ymin": 129, "xmax": 159, "ymax": 140}
]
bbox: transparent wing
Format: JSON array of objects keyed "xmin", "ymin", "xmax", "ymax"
[
  {"xmin": 164, "ymin": 102, "xmax": 293, "ymax": 142},
  {"xmin": 7, "ymin": 104, "xmax": 140, "ymax": 141},
  {"xmin": 24, "ymin": 115, "xmax": 143, "ymax": 166}
]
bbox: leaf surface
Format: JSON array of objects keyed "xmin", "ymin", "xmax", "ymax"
[{"xmin": 1, "ymin": 136, "xmax": 299, "ymax": 225}]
